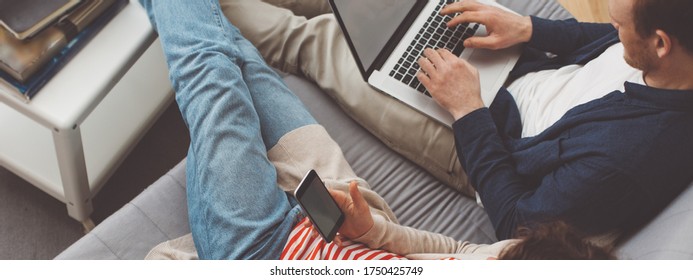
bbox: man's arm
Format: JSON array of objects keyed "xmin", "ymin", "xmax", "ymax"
[
  {"xmin": 453, "ymin": 109, "xmax": 638, "ymax": 239},
  {"xmin": 528, "ymin": 17, "xmax": 616, "ymax": 56},
  {"xmin": 442, "ymin": 0, "xmax": 615, "ymax": 55}
]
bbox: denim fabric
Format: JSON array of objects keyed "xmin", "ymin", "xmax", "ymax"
[{"xmin": 139, "ymin": 0, "xmax": 316, "ymax": 259}]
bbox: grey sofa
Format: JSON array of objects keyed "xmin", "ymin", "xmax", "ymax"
[{"xmin": 56, "ymin": 1, "xmax": 693, "ymax": 260}]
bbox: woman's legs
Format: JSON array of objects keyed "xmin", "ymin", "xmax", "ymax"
[{"xmin": 139, "ymin": 0, "xmax": 315, "ymax": 259}]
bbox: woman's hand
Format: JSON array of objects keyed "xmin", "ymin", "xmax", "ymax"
[{"xmin": 329, "ymin": 181, "xmax": 374, "ymax": 240}]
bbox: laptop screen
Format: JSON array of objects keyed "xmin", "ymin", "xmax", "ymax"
[{"xmin": 330, "ymin": 0, "xmax": 418, "ymax": 73}]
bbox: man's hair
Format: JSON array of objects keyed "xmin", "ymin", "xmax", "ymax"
[
  {"xmin": 498, "ymin": 221, "xmax": 615, "ymax": 260},
  {"xmin": 633, "ymin": 0, "xmax": 693, "ymax": 53}
]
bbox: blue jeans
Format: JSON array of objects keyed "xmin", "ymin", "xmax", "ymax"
[{"xmin": 140, "ymin": 0, "xmax": 316, "ymax": 259}]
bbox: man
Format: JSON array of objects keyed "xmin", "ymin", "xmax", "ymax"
[{"xmin": 221, "ymin": 0, "xmax": 693, "ymax": 241}]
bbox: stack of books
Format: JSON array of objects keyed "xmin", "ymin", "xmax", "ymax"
[{"xmin": 0, "ymin": 0, "xmax": 128, "ymax": 102}]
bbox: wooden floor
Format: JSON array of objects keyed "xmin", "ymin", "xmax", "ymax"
[{"xmin": 557, "ymin": 0, "xmax": 611, "ymax": 23}]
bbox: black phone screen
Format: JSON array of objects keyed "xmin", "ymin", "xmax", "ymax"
[{"xmin": 294, "ymin": 170, "xmax": 345, "ymax": 242}]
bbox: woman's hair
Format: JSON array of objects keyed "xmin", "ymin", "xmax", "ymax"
[{"xmin": 497, "ymin": 221, "xmax": 615, "ymax": 260}]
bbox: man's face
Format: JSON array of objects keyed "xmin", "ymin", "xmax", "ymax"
[{"xmin": 609, "ymin": 0, "xmax": 658, "ymax": 71}]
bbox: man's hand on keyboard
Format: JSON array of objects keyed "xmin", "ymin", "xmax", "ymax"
[
  {"xmin": 417, "ymin": 48, "xmax": 484, "ymax": 121},
  {"xmin": 441, "ymin": 0, "xmax": 532, "ymax": 50}
]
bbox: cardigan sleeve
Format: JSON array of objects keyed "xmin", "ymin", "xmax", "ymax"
[
  {"xmin": 527, "ymin": 17, "xmax": 616, "ymax": 56},
  {"xmin": 353, "ymin": 215, "xmax": 501, "ymax": 256},
  {"xmin": 452, "ymin": 108, "xmax": 639, "ymax": 240}
]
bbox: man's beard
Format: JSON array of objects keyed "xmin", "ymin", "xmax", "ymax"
[{"xmin": 624, "ymin": 45, "xmax": 657, "ymax": 72}]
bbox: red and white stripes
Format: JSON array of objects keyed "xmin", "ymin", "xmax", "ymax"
[{"xmin": 280, "ymin": 218, "xmax": 406, "ymax": 260}]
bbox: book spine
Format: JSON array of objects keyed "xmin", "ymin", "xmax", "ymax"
[{"xmin": 0, "ymin": 0, "xmax": 128, "ymax": 101}]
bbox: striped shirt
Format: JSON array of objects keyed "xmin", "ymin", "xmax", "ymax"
[{"xmin": 280, "ymin": 218, "xmax": 407, "ymax": 260}]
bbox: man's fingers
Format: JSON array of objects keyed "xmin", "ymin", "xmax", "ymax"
[
  {"xmin": 416, "ymin": 70, "xmax": 431, "ymax": 88},
  {"xmin": 441, "ymin": 0, "xmax": 484, "ymax": 15},
  {"xmin": 418, "ymin": 55, "xmax": 435, "ymax": 77},
  {"xmin": 463, "ymin": 36, "xmax": 498, "ymax": 49},
  {"xmin": 437, "ymin": 48, "xmax": 458, "ymax": 62},
  {"xmin": 423, "ymin": 48, "xmax": 445, "ymax": 68},
  {"xmin": 447, "ymin": 11, "xmax": 485, "ymax": 28}
]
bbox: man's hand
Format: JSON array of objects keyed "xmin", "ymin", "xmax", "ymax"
[
  {"xmin": 442, "ymin": 0, "xmax": 532, "ymax": 50},
  {"xmin": 417, "ymin": 48, "xmax": 484, "ymax": 120},
  {"xmin": 329, "ymin": 181, "xmax": 374, "ymax": 240}
]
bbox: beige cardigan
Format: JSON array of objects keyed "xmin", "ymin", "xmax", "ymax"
[{"xmin": 146, "ymin": 125, "xmax": 515, "ymax": 260}]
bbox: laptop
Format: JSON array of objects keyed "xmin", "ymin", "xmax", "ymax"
[{"xmin": 328, "ymin": 0, "xmax": 522, "ymax": 126}]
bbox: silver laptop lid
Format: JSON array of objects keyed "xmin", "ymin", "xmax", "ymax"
[{"xmin": 329, "ymin": 0, "xmax": 426, "ymax": 80}]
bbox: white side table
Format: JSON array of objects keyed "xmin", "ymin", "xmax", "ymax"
[{"xmin": 0, "ymin": 0, "xmax": 173, "ymax": 231}]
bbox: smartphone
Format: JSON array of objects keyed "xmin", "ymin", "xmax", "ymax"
[{"xmin": 294, "ymin": 169, "xmax": 345, "ymax": 243}]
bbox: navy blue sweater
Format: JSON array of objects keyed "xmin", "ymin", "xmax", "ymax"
[{"xmin": 453, "ymin": 17, "xmax": 693, "ymax": 240}]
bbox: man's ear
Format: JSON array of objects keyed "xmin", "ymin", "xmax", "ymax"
[{"xmin": 654, "ymin": 29, "xmax": 672, "ymax": 58}]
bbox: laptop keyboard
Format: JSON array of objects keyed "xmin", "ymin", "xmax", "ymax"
[{"xmin": 389, "ymin": 0, "xmax": 479, "ymax": 97}]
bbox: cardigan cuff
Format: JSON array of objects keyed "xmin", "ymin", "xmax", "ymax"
[
  {"xmin": 529, "ymin": 16, "xmax": 560, "ymax": 49},
  {"xmin": 352, "ymin": 215, "xmax": 388, "ymax": 248},
  {"xmin": 452, "ymin": 108, "xmax": 498, "ymax": 147}
]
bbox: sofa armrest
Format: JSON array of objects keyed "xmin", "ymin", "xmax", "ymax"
[
  {"xmin": 56, "ymin": 161, "xmax": 189, "ymax": 260},
  {"xmin": 615, "ymin": 182, "xmax": 693, "ymax": 259}
]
